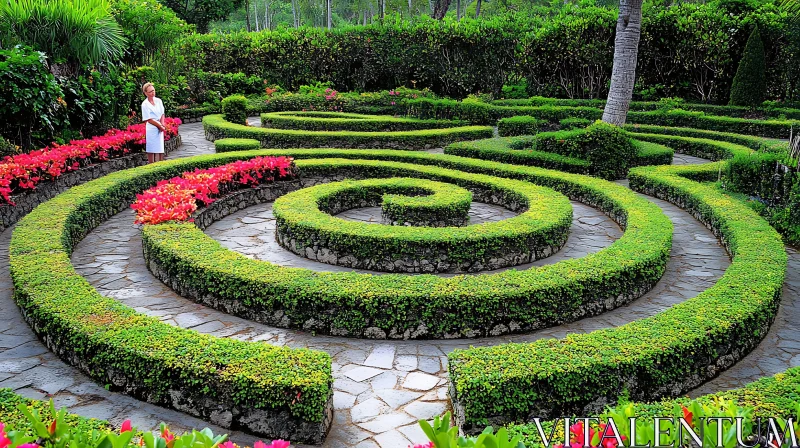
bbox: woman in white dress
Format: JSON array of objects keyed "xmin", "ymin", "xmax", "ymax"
[{"xmin": 141, "ymin": 82, "xmax": 166, "ymax": 163}]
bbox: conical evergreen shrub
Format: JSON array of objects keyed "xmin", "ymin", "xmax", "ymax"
[{"xmin": 729, "ymin": 25, "xmax": 767, "ymax": 107}]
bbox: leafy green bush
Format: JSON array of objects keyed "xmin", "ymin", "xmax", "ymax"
[
  {"xmin": 221, "ymin": 94, "xmax": 248, "ymax": 125},
  {"xmin": 0, "ymin": 0, "xmax": 126, "ymax": 69},
  {"xmin": 110, "ymin": 0, "xmax": 189, "ymax": 66},
  {"xmin": 0, "ymin": 46, "xmax": 65, "ymax": 149},
  {"xmin": 204, "ymin": 114, "xmax": 493, "ymax": 150},
  {"xmin": 8, "ymin": 157, "xmax": 333, "ymax": 442},
  {"xmin": 452, "ymin": 122, "xmax": 637, "ymax": 180},
  {"xmin": 729, "ymin": 26, "xmax": 767, "ymax": 107},
  {"xmin": 141, "ymin": 148, "xmax": 671, "ymax": 339}
]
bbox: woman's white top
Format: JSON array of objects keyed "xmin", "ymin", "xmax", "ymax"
[{"xmin": 142, "ymin": 97, "xmax": 165, "ymax": 154}]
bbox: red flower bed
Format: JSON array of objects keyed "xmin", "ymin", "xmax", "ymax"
[
  {"xmin": 132, "ymin": 156, "xmax": 294, "ymax": 225},
  {"xmin": 0, "ymin": 118, "xmax": 181, "ymax": 205}
]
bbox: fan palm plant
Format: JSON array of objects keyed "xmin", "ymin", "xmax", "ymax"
[{"xmin": 0, "ymin": 0, "xmax": 126, "ymax": 74}]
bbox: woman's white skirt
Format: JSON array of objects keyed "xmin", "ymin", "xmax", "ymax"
[{"xmin": 146, "ymin": 123, "xmax": 165, "ymax": 154}]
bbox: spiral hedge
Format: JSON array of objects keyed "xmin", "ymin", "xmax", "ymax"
[
  {"xmin": 8, "ymin": 103, "xmax": 797, "ymax": 442},
  {"xmin": 203, "ymin": 114, "xmax": 493, "ymax": 150},
  {"xmin": 272, "ymin": 175, "xmax": 572, "ymax": 273},
  {"xmin": 140, "ymin": 149, "xmax": 672, "ymax": 339}
]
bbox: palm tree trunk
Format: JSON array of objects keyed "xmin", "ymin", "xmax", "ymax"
[
  {"xmin": 456, "ymin": 0, "xmax": 461, "ymax": 20},
  {"xmin": 602, "ymin": 0, "xmax": 643, "ymax": 126},
  {"xmin": 475, "ymin": 0, "xmax": 481, "ymax": 17},
  {"xmin": 291, "ymin": 0, "xmax": 298, "ymax": 27}
]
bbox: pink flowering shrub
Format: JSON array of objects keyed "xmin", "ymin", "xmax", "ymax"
[
  {"xmin": 0, "ymin": 118, "xmax": 181, "ymax": 205},
  {"xmin": 131, "ymin": 156, "xmax": 294, "ymax": 225}
]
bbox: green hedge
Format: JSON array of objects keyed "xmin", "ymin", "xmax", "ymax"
[
  {"xmin": 448, "ymin": 122, "xmax": 640, "ymax": 180},
  {"xmin": 140, "ymin": 148, "xmax": 672, "ymax": 339},
  {"xmin": 402, "ymin": 98, "xmax": 799, "ymax": 138},
  {"xmin": 8, "ymin": 156, "xmax": 333, "ymax": 441},
  {"xmin": 272, "ymin": 174, "xmax": 571, "ymax": 272},
  {"xmin": 447, "ymin": 159, "xmax": 786, "ymax": 433},
  {"xmin": 628, "ymin": 132, "xmax": 756, "ymax": 161},
  {"xmin": 203, "ymin": 114, "xmax": 493, "ymax": 151},
  {"xmin": 214, "ymin": 138, "xmax": 261, "ymax": 152},
  {"xmin": 261, "ymin": 111, "xmax": 469, "ymax": 132},
  {"xmin": 622, "ymin": 123, "xmax": 786, "ymax": 151},
  {"xmin": 493, "ymin": 97, "xmax": 800, "ymax": 121},
  {"xmin": 221, "ymin": 94, "xmax": 248, "ymax": 125},
  {"xmin": 379, "ymin": 178, "xmax": 472, "ymax": 226},
  {"xmin": 497, "ymin": 116, "xmax": 549, "ymax": 137},
  {"xmin": 631, "ymin": 140, "xmax": 675, "ymax": 167}
]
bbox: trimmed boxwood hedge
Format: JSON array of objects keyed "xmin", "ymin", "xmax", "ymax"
[
  {"xmin": 204, "ymin": 114, "xmax": 493, "ymax": 151},
  {"xmin": 403, "ymin": 98, "xmax": 798, "ymax": 138},
  {"xmin": 628, "ymin": 132, "xmax": 756, "ymax": 161},
  {"xmin": 497, "ymin": 116, "xmax": 549, "ymax": 137},
  {"xmin": 622, "ymin": 123, "xmax": 787, "ymax": 152},
  {"xmin": 632, "ymin": 140, "xmax": 675, "ymax": 167},
  {"xmin": 214, "ymin": 138, "xmax": 261, "ymax": 152},
  {"xmin": 272, "ymin": 174, "xmax": 572, "ymax": 273},
  {"xmin": 447, "ymin": 157, "xmax": 786, "ymax": 433},
  {"xmin": 261, "ymin": 111, "xmax": 469, "ymax": 132},
  {"xmin": 377, "ymin": 178, "xmax": 472, "ymax": 226},
  {"xmin": 140, "ymin": 149, "xmax": 672, "ymax": 339},
  {"xmin": 491, "ymin": 97, "xmax": 800, "ymax": 121},
  {"xmin": 8, "ymin": 156, "xmax": 333, "ymax": 442},
  {"xmin": 447, "ymin": 123, "xmax": 657, "ymax": 180}
]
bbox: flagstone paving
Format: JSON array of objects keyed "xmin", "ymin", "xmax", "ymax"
[{"xmin": 0, "ymin": 120, "xmax": 796, "ymax": 448}]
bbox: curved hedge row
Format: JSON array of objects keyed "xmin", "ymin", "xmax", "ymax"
[
  {"xmin": 272, "ymin": 175, "xmax": 572, "ymax": 273},
  {"xmin": 404, "ymin": 98, "xmax": 798, "ymax": 138},
  {"xmin": 203, "ymin": 114, "xmax": 493, "ymax": 151},
  {"xmin": 445, "ymin": 124, "xmax": 672, "ymax": 179},
  {"xmin": 447, "ymin": 158, "xmax": 787, "ymax": 433},
  {"xmin": 140, "ymin": 149, "xmax": 672, "ymax": 340},
  {"xmin": 8, "ymin": 157, "xmax": 333, "ymax": 443},
  {"xmin": 376, "ymin": 178, "xmax": 473, "ymax": 227},
  {"xmin": 261, "ymin": 111, "xmax": 469, "ymax": 132}
]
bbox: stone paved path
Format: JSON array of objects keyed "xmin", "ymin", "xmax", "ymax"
[{"xmin": 0, "ymin": 120, "xmax": 795, "ymax": 448}]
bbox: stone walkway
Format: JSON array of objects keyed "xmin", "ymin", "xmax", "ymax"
[{"xmin": 0, "ymin": 120, "xmax": 795, "ymax": 448}]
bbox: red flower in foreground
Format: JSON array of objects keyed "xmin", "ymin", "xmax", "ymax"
[
  {"xmin": 0, "ymin": 423, "xmax": 11, "ymax": 448},
  {"xmin": 120, "ymin": 420, "xmax": 133, "ymax": 433}
]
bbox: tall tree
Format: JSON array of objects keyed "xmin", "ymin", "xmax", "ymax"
[
  {"xmin": 601, "ymin": 0, "xmax": 643, "ymax": 125},
  {"xmin": 326, "ymin": 0, "xmax": 332, "ymax": 28},
  {"xmin": 475, "ymin": 0, "xmax": 481, "ymax": 18}
]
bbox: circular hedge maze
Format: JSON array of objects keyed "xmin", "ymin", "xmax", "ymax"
[{"xmin": 3, "ymin": 109, "xmax": 798, "ymax": 448}]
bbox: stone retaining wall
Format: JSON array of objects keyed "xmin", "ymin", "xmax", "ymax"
[{"xmin": 0, "ymin": 135, "xmax": 182, "ymax": 233}]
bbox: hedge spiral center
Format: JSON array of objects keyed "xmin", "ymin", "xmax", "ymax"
[{"xmin": 272, "ymin": 176, "xmax": 572, "ymax": 273}]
